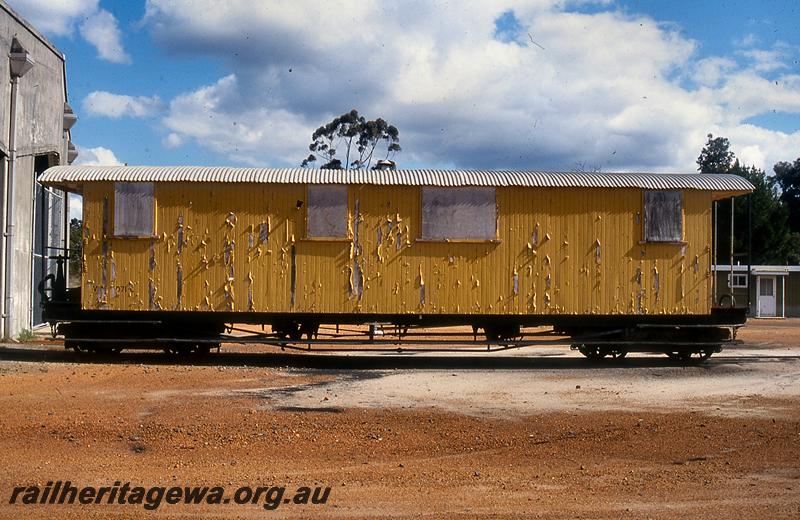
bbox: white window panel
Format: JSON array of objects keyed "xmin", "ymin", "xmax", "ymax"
[{"xmin": 728, "ymin": 273, "xmax": 748, "ymax": 289}]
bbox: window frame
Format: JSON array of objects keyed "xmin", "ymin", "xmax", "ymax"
[
  {"xmin": 728, "ymin": 273, "xmax": 748, "ymax": 289},
  {"xmin": 112, "ymin": 182, "xmax": 156, "ymax": 238},
  {"xmin": 304, "ymin": 184, "xmax": 350, "ymax": 241},
  {"xmin": 418, "ymin": 186, "xmax": 499, "ymax": 243},
  {"xmin": 642, "ymin": 190, "xmax": 684, "ymax": 244}
]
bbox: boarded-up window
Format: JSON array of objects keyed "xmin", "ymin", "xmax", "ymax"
[
  {"xmin": 644, "ymin": 191, "xmax": 682, "ymax": 242},
  {"xmin": 307, "ymin": 184, "xmax": 348, "ymax": 238},
  {"xmin": 421, "ymin": 187, "xmax": 496, "ymax": 240},
  {"xmin": 114, "ymin": 182, "xmax": 154, "ymax": 237}
]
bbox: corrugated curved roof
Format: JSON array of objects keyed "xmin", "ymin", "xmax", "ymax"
[{"xmin": 39, "ymin": 165, "xmax": 755, "ymax": 192}]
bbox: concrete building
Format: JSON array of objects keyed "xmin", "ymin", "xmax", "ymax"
[
  {"xmin": 0, "ymin": 1, "xmax": 76, "ymax": 339},
  {"xmin": 713, "ymin": 265, "xmax": 800, "ymax": 318}
]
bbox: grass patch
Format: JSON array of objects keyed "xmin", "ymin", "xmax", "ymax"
[{"xmin": 16, "ymin": 329, "xmax": 36, "ymax": 343}]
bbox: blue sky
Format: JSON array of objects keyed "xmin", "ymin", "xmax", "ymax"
[{"xmin": 9, "ymin": 0, "xmax": 800, "ymax": 173}]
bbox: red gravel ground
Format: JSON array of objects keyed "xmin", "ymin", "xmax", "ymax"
[{"xmin": 0, "ymin": 319, "xmax": 798, "ymax": 518}]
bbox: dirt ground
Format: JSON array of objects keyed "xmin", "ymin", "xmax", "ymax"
[{"xmin": 0, "ymin": 320, "xmax": 799, "ymax": 519}]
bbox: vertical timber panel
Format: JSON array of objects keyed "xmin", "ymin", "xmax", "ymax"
[{"xmin": 80, "ymin": 183, "xmax": 714, "ymax": 316}]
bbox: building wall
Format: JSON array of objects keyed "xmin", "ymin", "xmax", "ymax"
[
  {"xmin": 789, "ymin": 273, "xmax": 800, "ymax": 317},
  {"xmin": 714, "ymin": 270, "xmax": 800, "ymax": 317},
  {"xmin": 713, "ymin": 270, "xmax": 751, "ymax": 308},
  {"xmin": 81, "ymin": 183, "xmax": 715, "ymax": 317},
  {"xmin": 0, "ymin": 2, "xmax": 70, "ymax": 336},
  {"xmin": 0, "ymin": 14, "xmax": 66, "ymax": 156}
]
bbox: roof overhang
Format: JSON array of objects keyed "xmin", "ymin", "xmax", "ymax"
[
  {"xmin": 38, "ymin": 165, "xmax": 756, "ymax": 198},
  {"xmin": 713, "ymin": 265, "xmax": 800, "ymax": 275}
]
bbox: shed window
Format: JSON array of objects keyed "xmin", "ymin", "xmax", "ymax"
[
  {"xmin": 114, "ymin": 182, "xmax": 154, "ymax": 237},
  {"xmin": 421, "ymin": 187, "xmax": 496, "ymax": 240},
  {"xmin": 728, "ymin": 273, "xmax": 748, "ymax": 289},
  {"xmin": 307, "ymin": 184, "xmax": 348, "ymax": 238},
  {"xmin": 644, "ymin": 191, "xmax": 682, "ymax": 242}
]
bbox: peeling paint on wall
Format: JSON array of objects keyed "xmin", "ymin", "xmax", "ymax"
[
  {"xmin": 652, "ymin": 265, "xmax": 660, "ymax": 302},
  {"xmin": 80, "ymin": 183, "xmax": 714, "ymax": 316},
  {"xmin": 259, "ymin": 219, "xmax": 270, "ymax": 243},
  {"xmin": 149, "ymin": 239, "xmax": 156, "ymax": 272},
  {"xmin": 394, "ymin": 214, "xmax": 405, "ymax": 252},
  {"xmin": 225, "ymin": 212, "xmax": 237, "ymax": 228},
  {"xmin": 247, "ymin": 271, "xmax": 254, "ymax": 311},
  {"xmin": 376, "ymin": 226, "xmax": 383, "ymax": 262},
  {"xmin": 109, "ymin": 252, "xmax": 117, "ymax": 299},
  {"xmin": 148, "ymin": 277, "xmax": 157, "ymax": 310},
  {"xmin": 290, "ymin": 244, "xmax": 296, "ymax": 307},
  {"xmin": 97, "ymin": 197, "xmax": 110, "ymax": 308},
  {"xmin": 176, "ymin": 260, "xmax": 183, "ymax": 309},
  {"xmin": 418, "ymin": 264, "xmax": 425, "ymax": 308},
  {"xmin": 177, "ymin": 213, "xmax": 185, "ymax": 255},
  {"xmin": 349, "ymin": 199, "xmax": 363, "ymax": 301}
]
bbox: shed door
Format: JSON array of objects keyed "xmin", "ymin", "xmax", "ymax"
[
  {"xmin": 32, "ymin": 155, "xmax": 62, "ymax": 326},
  {"xmin": 758, "ymin": 276, "xmax": 776, "ymax": 317}
]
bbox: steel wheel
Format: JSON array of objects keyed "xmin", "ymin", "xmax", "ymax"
[
  {"xmin": 604, "ymin": 347, "xmax": 628, "ymax": 360},
  {"xmin": 578, "ymin": 344, "xmax": 604, "ymax": 361},
  {"xmin": 69, "ymin": 342, "xmax": 90, "ymax": 354},
  {"xmin": 164, "ymin": 344, "xmax": 210, "ymax": 356},
  {"xmin": 698, "ymin": 349, "xmax": 714, "ymax": 361},
  {"xmin": 666, "ymin": 351, "xmax": 692, "ymax": 362},
  {"xmin": 163, "ymin": 345, "xmax": 186, "ymax": 356},
  {"xmin": 190, "ymin": 344, "xmax": 211, "ymax": 356}
]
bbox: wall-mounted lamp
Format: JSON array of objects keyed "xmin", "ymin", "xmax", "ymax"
[
  {"xmin": 67, "ymin": 141, "xmax": 78, "ymax": 163},
  {"xmin": 9, "ymin": 37, "xmax": 34, "ymax": 78},
  {"xmin": 63, "ymin": 102, "xmax": 77, "ymax": 131}
]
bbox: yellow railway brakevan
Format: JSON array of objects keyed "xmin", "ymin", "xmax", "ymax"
[{"xmin": 38, "ymin": 166, "xmax": 753, "ymax": 360}]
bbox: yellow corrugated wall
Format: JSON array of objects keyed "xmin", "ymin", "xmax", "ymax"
[{"xmin": 80, "ymin": 182, "xmax": 713, "ymax": 315}]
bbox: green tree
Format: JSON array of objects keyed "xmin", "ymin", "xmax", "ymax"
[
  {"xmin": 696, "ymin": 133, "xmax": 735, "ymax": 173},
  {"xmin": 697, "ymin": 136, "xmax": 793, "ymax": 264},
  {"xmin": 773, "ymin": 158, "xmax": 800, "ymax": 232},
  {"xmin": 773, "ymin": 158, "xmax": 800, "ymax": 263},
  {"xmin": 69, "ymin": 218, "xmax": 82, "ymax": 280},
  {"xmin": 729, "ymin": 163, "xmax": 792, "ymax": 264},
  {"xmin": 301, "ymin": 109, "xmax": 400, "ymax": 170}
]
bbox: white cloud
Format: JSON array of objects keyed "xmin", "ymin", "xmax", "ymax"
[
  {"xmin": 73, "ymin": 145, "xmax": 124, "ymax": 166},
  {"xmin": 709, "ymin": 72, "xmax": 800, "ymax": 123},
  {"xmin": 83, "ymin": 91, "xmax": 163, "ymax": 118},
  {"xmin": 736, "ymin": 33, "xmax": 759, "ymax": 48},
  {"xmin": 10, "ymin": 0, "xmax": 129, "ymax": 64},
  {"xmin": 693, "ymin": 57, "xmax": 737, "ymax": 87},
  {"xmin": 163, "ymin": 75, "xmax": 312, "ymax": 165},
  {"xmin": 739, "ymin": 144, "xmax": 766, "ymax": 169},
  {"xmin": 69, "ymin": 144, "xmax": 123, "ymax": 220},
  {"xmin": 68, "ymin": 193, "xmax": 82, "ymax": 221},
  {"xmin": 8, "ymin": 0, "xmax": 98, "ymax": 36},
  {"xmin": 725, "ymin": 125, "xmax": 800, "ymax": 172},
  {"xmin": 739, "ymin": 48, "xmax": 788, "ymax": 73},
  {"xmin": 162, "ymin": 132, "xmax": 185, "ymax": 148},
  {"xmin": 142, "ymin": 0, "xmax": 800, "ymax": 172},
  {"xmin": 80, "ymin": 9, "xmax": 130, "ymax": 64}
]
